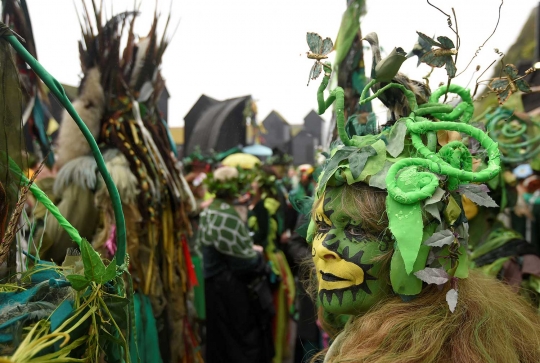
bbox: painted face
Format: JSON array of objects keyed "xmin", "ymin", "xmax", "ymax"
[{"xmin": 311, "ymin": 186, "xmax": 391, "ymax": 315}]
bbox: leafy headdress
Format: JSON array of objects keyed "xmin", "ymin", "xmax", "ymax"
[
  {"xmin": 204, "ymin": 166, "xmax": 253, "ymax": 198},
  {"xmin": 306, "ymin": 35, "xmax": 502, "ymax": 308}
]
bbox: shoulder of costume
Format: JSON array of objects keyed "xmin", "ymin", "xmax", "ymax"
[
  {"xmin": 54, "ymin": 155, "xmax": 98, "ymax": 195},
  {"xmin": 98, "ymin": 149, "xmax": 140, "ymax": 204}
]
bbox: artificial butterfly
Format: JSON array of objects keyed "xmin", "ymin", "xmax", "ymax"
[
  {"xmin": 306, "ymin": 32, "xmax": 333, "ymax": 86},
  {"xmin": 489, "ymin": 64, "xmax": 532, "ymax": 104},
  {"xmin": 417, "ymin": 31, "xmax": 457, "ymax": 78}
]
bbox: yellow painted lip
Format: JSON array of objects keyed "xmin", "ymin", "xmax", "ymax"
[
  {"xmin": 318, "ymin": 270, "xmax": 357, "ymax": 290},
  {"xmin": 320, "ymin": 271, "xmax": 349, "ymax": 282}
]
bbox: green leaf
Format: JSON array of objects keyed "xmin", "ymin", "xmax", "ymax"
[
  {"xmin": 318, "ymin": 147, "xmax": 356, "ymax": 189},
  {"xmin": 101, "ymin": 294, "xmax": 129, "ymax": 328},
  {"xmin": 334, "ymin": 0, "xmax": 365, "ymax": 66},
  {"xmin": 458, "ymin": 184, "xmax": 498, "ymax": 208},
  {"xmin": 423, "ymin": 229, "xmax": 455, "ymax": 247},
  {"xmin": 369, "ymin": 161, "xmax": 393, "ymax": 189},
  {"xmin": 390, "ymin": 248, "xmax": 422, "ymax": 295},
  {"xmin": 443, "ymin": 195, "xmax": 462, "ymax": 225},
  {"xmin": 386, "ymin": 120, "xmax": 407, "ymax": 158},
  {"xmin": 439, "ymin": 245, "xmax": 469, "ymax": 278},
  {"xmin": 81, "ymin": 238, "xmax": 107, "ymax": 282},
  {"xmin": 98, "ymin": 257, "xmax": 117, "ymax": 284},
  {"xmin": 357, "ymin": 139, "xmax": 387, "ymax": 181},
  {"xmin": 444, "ymin": 56, "xmax": 457, "ymax": 78},
  {"xmin": 348, "ymin": 147, "xmax": 376, "ymax": 179},
  {"xmin": 387, "ymin": 197, "xmax": 424, "ymax": 274},
  {"xmin": 66, "ymin": 274, "xmax": 91, "ymax": 291}
]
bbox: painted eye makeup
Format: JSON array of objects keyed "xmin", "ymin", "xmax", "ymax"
[
  {"xmin": 315, "ymin": 215, "xmax": 331, "ymax": 233},
  {"xmin": 345, "ymin": 224, "xmax": 366, "ymax": 239}
]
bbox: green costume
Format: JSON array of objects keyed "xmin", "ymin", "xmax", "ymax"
[
  {"xmin": 199, "ymin": 198, "xmax": 258, "ymax": 277},
  {"xmin": 249, "ymin": 198, "xmax": 295, "ymax": 363},
  {"xmin": 301, "ymin": 30, "xmax": 502, "ymax": 315},
  {"xmin": 198, "ymin": 169, "xmax": 274, "ymax": 362}
]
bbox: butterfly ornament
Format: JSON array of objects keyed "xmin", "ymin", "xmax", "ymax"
[
  {"xmin": 306, "ymin": 32, "xmax": 333, "ymax": 86},
  {"xmin": 417, "ymin": 31, "xmax": 457, "ymax": 78},
  {"xmin": 489, "ymin": 64, "xmax": 532, "ymax": 104}
]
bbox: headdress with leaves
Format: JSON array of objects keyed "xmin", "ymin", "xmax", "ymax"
[
  {"xmin": 305, "ymin": 32, "xmax": 503, "ymax": 310},
  {"xmin": 205, "ymin": 166, "xmax": 253, "ymax": 198}
]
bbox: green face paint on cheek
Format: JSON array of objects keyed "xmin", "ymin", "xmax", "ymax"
[{"xmin": 311, "ymin": 187, "xmax": 391, "ymax": 314}]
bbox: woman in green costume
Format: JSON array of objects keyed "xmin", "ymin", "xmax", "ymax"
[
  {"xmin": 301, "ymin": 32, "xmax": 540, "ymax": 361},
  {"xmin": 248, "ymin": 166, "xmax": 295, "ymax": 363},
  {"xmin": 198, "ymin": 166, "xmax": 274, "ymax": 363}
]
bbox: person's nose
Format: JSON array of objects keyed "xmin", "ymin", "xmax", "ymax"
[{"xmin": 315, "ymin": 243, "xmax": 340, "ymax": 261}]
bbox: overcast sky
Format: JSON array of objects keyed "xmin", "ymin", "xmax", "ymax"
[{"xmin": 26, "ymin": 0, "xmax": 539, "ymax": 128}]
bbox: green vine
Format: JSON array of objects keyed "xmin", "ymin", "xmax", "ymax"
[
  {"xmin": 4, "ymin": 34, "xmax": 127, "ymax": 266},
  {"xmin": 317, "ymin": 61, "xmax": 500, "ymax": 205},
  {"xmin": 485, "ymin": 107, "xmax": 540, "ymax": 164}
]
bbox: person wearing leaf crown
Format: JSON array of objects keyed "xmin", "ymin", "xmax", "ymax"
[
  {"xmin": 248, "ymin": 165, "xmax": 296, "ymax": 363},
  {"xmin": 198, "ymin": 165, "xmax": 274, "ymax": 363},
  {"xmin": 300, "ymin": 32, "xmax": 540, "ymax": 362}
]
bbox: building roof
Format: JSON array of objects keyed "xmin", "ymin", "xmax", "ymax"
[{"xmin": 186, "ymin": 95, "xmax": 251, "ymax": 154}]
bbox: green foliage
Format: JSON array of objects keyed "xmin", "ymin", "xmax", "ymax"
[
  {"xmin": 66, "ymin": 239, "xmax": 117, "ymax": 291},
  {"xmin": 334, "ymin": 0, "xmax": 366, "ymax": 67},
  {"xmin": 204, "ymin": 166, "xmax": 253, "ymax": 197}
]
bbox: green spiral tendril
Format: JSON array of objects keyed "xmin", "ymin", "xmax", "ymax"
[
  {"xmin": 485, "ymin": 108, "xmax": 540, "ymax": 164},
  {"xmin": 386, "ymin": 117, "xmax": 500, "ymax": 204},
  {"xmin": 429, "ymin": 84, "xmax": 474, "ymax": 123},
  {"xmin": 317, "ymin": 64, "xmax": 500, "ymax": 205}
]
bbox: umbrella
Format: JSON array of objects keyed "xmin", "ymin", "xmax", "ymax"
[
  {"xmin": 242, "ymin": 144, "xmax": 273, "ymax": 157},
  {"xmin": 221, "ymin": 153, "xmax": 261, "ymax": 169}
]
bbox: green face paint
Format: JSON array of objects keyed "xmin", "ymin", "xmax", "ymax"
[{"xmin": 311, "ymin": 187, "xmax": 391, "ymax": 315}]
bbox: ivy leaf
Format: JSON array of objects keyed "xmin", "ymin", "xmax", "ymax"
[
  {"xmin": 423, "ymin": 229, "xmax": 455, "ymax": 247},
  {"xmin": 348, "ymin": 146, "xmax": 377, "ymax": 179},
  {"xmin": 424, "ymin": 187, "xmax": 445, "ymax": 222},
  {"xmin": 369, "ymin": 161, "xmax": 393, "ymax": 189},
  {"xmin": 414, "ymin": 267, "xmax": 449, "ymax": 285},
  {"xmin": 457, "ymin": 184, "xmax": 498, "ymax": 208},
  {"xmin": 66, "ymin": 274, "xmax": 91, "ymax": 291},
  {"xmin": 101, "ymin": 294, "xmax": 129, "ymax": 330},
  {"xmin": 425, "ymin": 187, "xmax": 445, "ymax": 205},
  {"xmin": 98, "ymin": 257, "xmax": 117, "ymax": 284},
  {"xmin": 81, "ymin": 238, "xmax": 107, "ymax": 282},
  {"xmin": 425, "ymin": 202, "xmax": 442, "ymax": 222},
  {"xmin": 444, "ymin": 195, "xmax": 462, "ymax": 225},
  {"xmin": 318, "ymin": 147, "xmax": 356, "ymax": 188},
  {"xmin": 446, "ymin": 288, "xmax": 459, "ymax": 313},
  {"xmin": 386, "ymin": 120, "xmax": 407, "ymax": 158}
]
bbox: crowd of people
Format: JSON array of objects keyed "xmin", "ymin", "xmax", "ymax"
[
  {"xmin": 5, "ymin": 0, "xmax": 540, "ymax": 362},
  {"xmin": 184, "ymin": 150, "xmax": 323, "ymax": 363}
]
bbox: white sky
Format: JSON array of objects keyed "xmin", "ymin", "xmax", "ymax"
[{"xmin": 26, "ymin": 0, "xmax": 539, "ymax": 128}]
